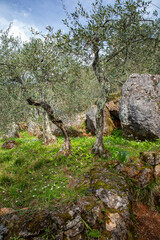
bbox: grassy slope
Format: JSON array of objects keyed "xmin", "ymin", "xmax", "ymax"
[{"xmin": 0, "ymin": 130, "xmax": 160, "ymax": 210}]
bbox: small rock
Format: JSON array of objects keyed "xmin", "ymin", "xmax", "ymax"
[
  {"xmin": 0, "ymin": 208, "xmax": 15, "ymax": 215},
  {"xmin": 64, "ymin": 215, "xmax": 81, "ymax": 231},
  {"xmin": 18, "ymin": 122, "xmax": 27, "ymax": 130},
  {"xmin": 155, "ymin": 165, "xmax": 160, "ymax": 178},
  {"xmin": 0, "ymin": 224, "xmax": 8, "ymax": 239},
  {"xmin": 105, "ymin": 213, "xmax": 121, "ymax": 231},
  {"xmin": 137, "ymin": 168, "xmax": 153, "ymax": 188},
  {"xmin": 96, "ymin": 188, "xmax": 128, "ymax": 210},
  {"xmin": 64, "ymin": 220, "xmax": 84, "ymax": 238},
  {"xmin": 106, "ymin": 100, "xmax": 119, "ymax": 119},
  {"xmin": 1, "ymin": 140, "xmax": 17, "ymax": 149},
  {"xmin": 28, "ymin": 121, "xmax": 42, "ymax": 138},
  {"xmin": 140, "ymin": 152, "xmax": 160, "ymax": 166}
]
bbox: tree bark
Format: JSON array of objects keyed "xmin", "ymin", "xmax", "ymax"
[
  {"xmin": 27, "ymin": 97, "xmax": 71, "ymax": 154},
  {"xmin": 92, "ymin": 48, "xmax": 109, "ymax": 156}
]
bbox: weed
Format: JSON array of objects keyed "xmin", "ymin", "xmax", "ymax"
[
  {"xmin": 81, "ymin": 217, "xmax": 100, "ymax": 239},
  {"xmin": 10, "ymin": 236, "xmax": 24, "ymax": 240},
  {"xmin": 41, "ymin": 227, "xmax": 55, "ymax": 239}
]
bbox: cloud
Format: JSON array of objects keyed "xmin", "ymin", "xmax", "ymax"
[
  {"xmin": 9, "ymin": 20, "xmax": 32, "ymax": 42},
  {"xmin": 0, "ymin": 2, "xmax": 35, "ymax": 42},
  {"xmin": 0, "ymin": 17, "xmax": 38, "ymax": 42}
]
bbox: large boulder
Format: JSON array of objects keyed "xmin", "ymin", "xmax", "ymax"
[
  {"xmin": 119, "ymin": 74, "xmax": 160, "ymax": 140},
  {"xmin": 86, "ymin": 105, "xmax": 115, "ymax": 135}
]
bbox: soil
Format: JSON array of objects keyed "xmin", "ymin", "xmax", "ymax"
[{"xmin": 133, "ymin": 202, "xmax": 160, "ymax": 240}]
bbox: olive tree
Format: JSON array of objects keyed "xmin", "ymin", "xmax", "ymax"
[
  {"xmin": 0, "ymin": 27, "xmax": 98, "ymax": 152},
  {"xmin": 63, "ymin": 0, "xmax": 159, "ymax": 155}
]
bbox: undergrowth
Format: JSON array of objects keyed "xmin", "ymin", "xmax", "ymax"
[{"xmin": 0, "ymin": 130, "xmax": 159, "ymax": 210}]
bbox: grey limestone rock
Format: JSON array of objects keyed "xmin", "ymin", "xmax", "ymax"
[{"xmin": 119, "ymin": 74, "xmax": 160, "ymax": 140}]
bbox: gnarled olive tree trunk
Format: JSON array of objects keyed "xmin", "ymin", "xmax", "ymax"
[
  {"xmin": 92, "ymin": 48, "xmax": 109, "ymax": 156},
  {"xmin": 27, "ymin": 98, "xmax": 71, "ymax": 154}
]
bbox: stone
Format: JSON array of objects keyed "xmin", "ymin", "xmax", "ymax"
[
  {"xmin": 42, "ymin": 113, "xmax": 57, "ymax": 145},
  {"xmin": 0, "ymin": 208, "xmax": 15, "ymax": 215},
  {"xmin": 18, "ymin": 122, "xmax": 27, "ymax": 131},
  {"xmin": 8, "ymin": 123, "xmax": 20, "ymax": 138},
  {"xmin": 115, "ymin": 159, "xmax": 153, "ymax": 188},
  {"xmin": 3, "ymin": 122, "xmax": 20, "ymax": 139},
  {"xmin": 96, "ymin": 188, "xmax": 128, "ymax": 210},
  {"xmin": 137, "ymin": 168, "xmax": 153, "ymax": 188},
  {"xmin": 0, "ymin": 224, "xmax": 8, "ymax": 240},
  {"xmin": 43, "ymin": 133, "xmax": 57, "ymax": 145},
  {"xmin": 86, "ymin": 105, "xmax": 115, "ymax": 135},
  {"xmin": 106, "ymin": 99, "xmax": 119, "ymax": 119},
  {"xmin": 28, "ymin": 121, "xmax": 42, "ymax": 138},
  {"xmin": 51, "ymin": 112, "xmax": 86, "ymax": 137},
  {"xmin": 1, "ymin": 140, "xmax": 17, "ymax": 149},
  {"xmin": 140, "ymin": 151, "xmax": 160, "ymax": 166},
  {"xmin": 155, "ymin": 165, "xmax": 160, "ymax": 178},
  {"xmin": 119, "ymin": 74, "xmax": 160, "ymax": 140},
  {"xmin": 64, "ymin": 220, "xmax": 84, "ymax": 238},
  {"xmin": 86, "ymin": 105, "xmax": 97, "ymax": 134},
  {"xmin": 105, "ymin": 213, "xmax": 121, "ymax": 231}
]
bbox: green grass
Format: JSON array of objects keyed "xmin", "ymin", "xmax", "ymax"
[{"xmin": 0, "ymin": 130, "xmax": 159, "ymax": 210}]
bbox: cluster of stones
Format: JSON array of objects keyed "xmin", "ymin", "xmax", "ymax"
[{"xmin": 0, "ymin": 165, "xmax": 133, "ymax": 240}]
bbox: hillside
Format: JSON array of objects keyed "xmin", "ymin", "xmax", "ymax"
[{"xmin": 0, "ymin": 131, "xmax": 160, "ymax": 239}]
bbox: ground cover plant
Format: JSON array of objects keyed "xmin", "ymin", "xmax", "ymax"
[{"xmin": 0, "ymin": 130, "xmax": 160, "ymax": 211}]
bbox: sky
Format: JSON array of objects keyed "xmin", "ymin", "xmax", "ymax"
[{"xmin": 0, "ymin": 0, "xmax": 160, "ymax": 42}]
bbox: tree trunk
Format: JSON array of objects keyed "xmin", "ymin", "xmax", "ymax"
[
  {"xmin": 27, "ymin": 98, "xmax": 71, "ymax": 154},
  {"xmin": 92, "ymin": 48, "xmax": 109, "ymax": 156},
  {"xmin": 92, "ymin": 87, "xmax": 106, "ymax": 155}
]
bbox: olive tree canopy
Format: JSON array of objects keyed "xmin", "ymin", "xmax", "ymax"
[{"xmin": 63, "ymin": 0, "xmax": 160, "ymax": 155}]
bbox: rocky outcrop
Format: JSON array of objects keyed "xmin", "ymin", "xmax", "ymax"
[
  {"xmin": 140, "ymin": 151, "xmax": 160, "ymax": 166},
  {"xmin": 0, "ymin": 164, "xmax": 133, "ymax": 240},
  {"xmin": 86, "ymin": 105, "xmax": 115, "ymax": 135},
  {"xmin": 116, "ymin": 151, "xmax": 160, "ymax": 188},
  {"xmin": 119, "ymin": 74, "xmax": 160, "ymax": 140}
]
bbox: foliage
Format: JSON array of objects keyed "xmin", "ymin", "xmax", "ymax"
[
  {"xmin": 0, "ymin": 26, "xmax": 99, "ymax": 134},
  {"xmin": 81, "ymin": 217, "xmax": 100, "ymax": 239}
]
